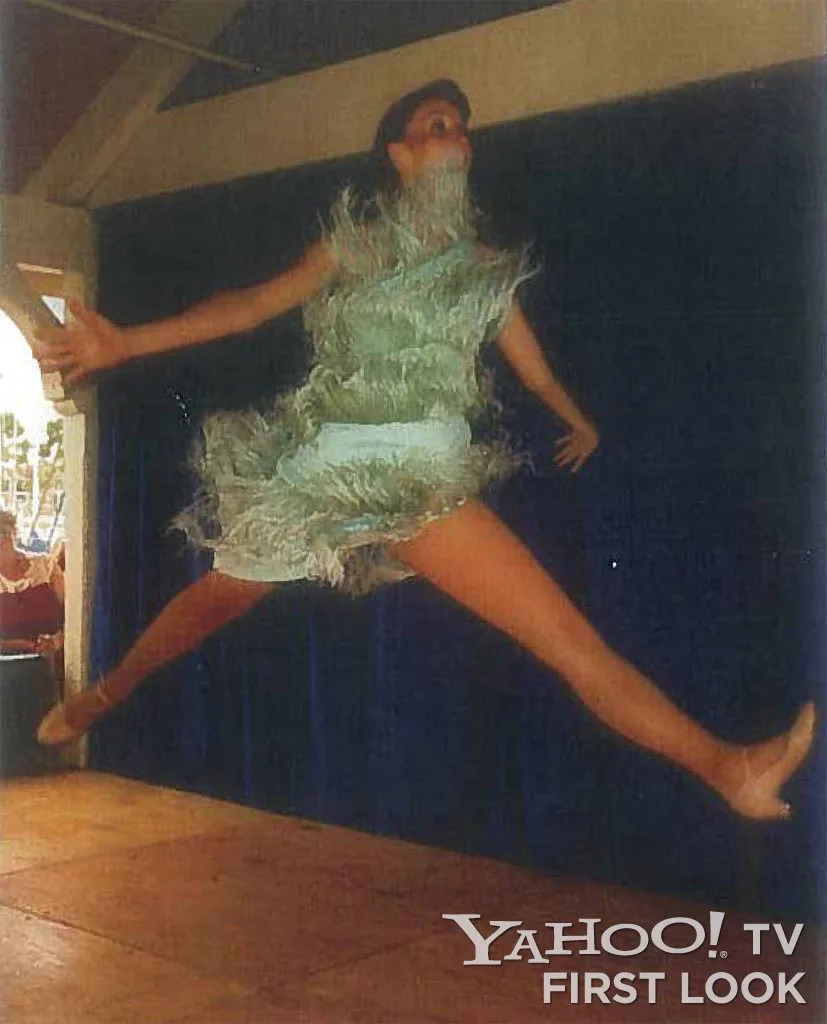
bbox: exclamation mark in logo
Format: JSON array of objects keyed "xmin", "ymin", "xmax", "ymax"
[{"xmin": 708, "ymin": 911, "xmax": 725, "ymax": 957}]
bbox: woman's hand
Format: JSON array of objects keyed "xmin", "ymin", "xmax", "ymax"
[
  {"xmin": 34, "ymin": 632, "xmax": 63, "ymax": 656},
  {"xmin": 32, "ymin": 299, "xmax": 129, "ymax": 388},
  {"xmin": 495, "ymin": 305, "xmax": 600, "ymax": 474},
  {"xmin": 554, "ymin": 420, "xmax": 600, "ymax": 474}
]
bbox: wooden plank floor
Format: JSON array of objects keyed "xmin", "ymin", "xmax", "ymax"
[{"xmin": 0, "ymin": 771, "xmax": 823, "ymax": 1023}]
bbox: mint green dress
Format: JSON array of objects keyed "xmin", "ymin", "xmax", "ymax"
[{"xmin": 178, "ymin": 166, "xmax": 528, "ymax": 593}]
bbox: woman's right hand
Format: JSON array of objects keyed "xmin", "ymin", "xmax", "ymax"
[{"xmin": 32, "ymin": 299, "xmax": 129, "ymax": 387}]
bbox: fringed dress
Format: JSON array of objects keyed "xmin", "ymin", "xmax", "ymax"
[{"xmin": 177, "ymin": 165, "xmax": 529, "ymax": 593}]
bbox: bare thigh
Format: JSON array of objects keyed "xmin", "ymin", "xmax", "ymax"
[{"xmin": 389, "ymin": 500, "xmax": 604, "ymax": 671}]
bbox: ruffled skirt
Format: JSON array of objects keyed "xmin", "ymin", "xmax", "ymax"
[{"xmin": 176, "ymin": 411, "xmax": 514, "ymax": 594}]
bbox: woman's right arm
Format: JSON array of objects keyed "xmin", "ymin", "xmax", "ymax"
[{"xmin": 32, "ymin": 241, "xmax": 334, "ymax": 387}]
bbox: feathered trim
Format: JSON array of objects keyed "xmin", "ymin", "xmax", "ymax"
[
  {"xmin": 324, "ymin": 163, "xmax": 478, "ymax": 280},
  {"xmin": 175, "ymin": 164, "xmax": 534, "ymax": 594},
  {"xmin": 173, "ymin": 431, "xmax": 521, "ymax": 595}
]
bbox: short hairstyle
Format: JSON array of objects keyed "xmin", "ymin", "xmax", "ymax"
[
  {"xmin": 0, "ymin": 508, "xmax": 16, "ymax": 538},
  {"xmin": 373, "ymin": 79, "xmax": 471, "ymax": 191}
]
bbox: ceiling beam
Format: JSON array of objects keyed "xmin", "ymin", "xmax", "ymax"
[
  {"xmin": 89, "ymin": 0, "xmax": 826, "ymax": 208},
  {"xmin": 20, "ymin": 0, "xmax": 247, "ymax": 205},
  {"xmin": 20, "ymin": 0, "xmax": 258, "ymax": 71}
]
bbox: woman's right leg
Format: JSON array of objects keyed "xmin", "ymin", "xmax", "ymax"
[
  {"xmin": 391, "ymin": 500, "xmax": 814, "ymax": 819},
  {"xmin": 43, "ymin": 571, "xmax": 275, "ymax": 736}
]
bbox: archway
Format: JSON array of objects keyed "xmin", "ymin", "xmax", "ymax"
[
  {"xmin": 0, "ymin": 283, "xmax": 98, "ymax": 768},
  {"xmin": 0, "ymin": 306, "xmax": 66, "ymax": 549}
]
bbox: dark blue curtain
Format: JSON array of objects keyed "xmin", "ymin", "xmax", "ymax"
[{"xmin": 90, "ymin": 61, "xmax": 825, "ymax": 920}]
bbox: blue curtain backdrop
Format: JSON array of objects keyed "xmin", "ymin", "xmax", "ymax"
[{"xmin": 90, "ymin": 62, "xmax": 824, "ymax": 920}]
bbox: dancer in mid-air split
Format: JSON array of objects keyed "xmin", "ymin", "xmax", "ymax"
[{"xmin": 34, "ymin": 80, "xmax": 814, "ymax": 820}]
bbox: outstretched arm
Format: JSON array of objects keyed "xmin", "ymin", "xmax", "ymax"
[
  {"xmin": 495, "ymin": 301, "xmax": 599, "ymax": 472},
  {"xmin": 32, "ymin": 241, "xmax": 335, "ymax": 388}
]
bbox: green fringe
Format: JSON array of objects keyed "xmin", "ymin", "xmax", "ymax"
[{"xmin": 177, "ymin": 165, "xmax": 532, "ymax": 593}]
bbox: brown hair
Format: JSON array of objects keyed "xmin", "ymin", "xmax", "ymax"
[
  {"xmin": 0, "ymin": 508, "xmax": 16, "ymax": 539},
  {"xmin": 372, "ymin": 79, "xmax": 471, "ymax": 192}
]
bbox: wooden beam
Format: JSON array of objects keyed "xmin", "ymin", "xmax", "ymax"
[
  {"xmin": 21, "ymin": 0, "xmax": 247, "ymax": 205},
  {"xmin": 20, "ymin": 0, "xmax": 258, "ymax": 71},
  {"xmin": 90, "ymin": 0, "xmax": 826, "ymax": 207}
]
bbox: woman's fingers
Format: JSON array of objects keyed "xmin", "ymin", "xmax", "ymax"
[
  {"xmin": 32, "ymin": 338, "xmax": 73, "ymax": 359},
  {"xmin": 32, "ymin": 303, "xmax": 118, "ymax": 385},
  {"xmin": 554, "ymin": 448, "xmax": 586, "ymax": 474},
  {"xmin": 35, "ymin": 324, "xmax": 65, "ymax": 346},
  {"xmin": 29, "ymin": 338, "xmax": 55, "ymax": 360},
  {"xmin": 31, "ymin": 334, "xmax": 87, "ymax": 384},
  {"xmin": 36, "ymin": 351, "xmax": 76, "ymax": 372},
  {"xmin": 62, "ymin": 365, "xmax": 91, "ymax": 388},
  {"xmin": 66, "ymin": 297, "xmax": 88, "ymax": 320},
  {"xmin": 553, "ymin": 428, "xmax": 598, "ymax": 474},
  {"xmin": 67, "ymin": 300, "xmax": 114, "ymax": 337},
  {"xmin": 31, "ymin": 338, "xmax": 77, "ymax": 368},
  {"xmin": 74, "ymin": 305, "xmax": 108, "ymax": 333}
]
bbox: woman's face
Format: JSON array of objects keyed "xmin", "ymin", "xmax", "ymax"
[{"xmin": 388, "ymin": 98, "xmax": 471, "ymax": 185}]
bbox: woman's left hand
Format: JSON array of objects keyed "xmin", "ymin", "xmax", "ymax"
[{"xmin": 554, "ymin": 421, "xmax": 599, "ymax": 473}]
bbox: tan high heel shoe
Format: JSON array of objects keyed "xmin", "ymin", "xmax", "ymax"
[
  {"xmin": 727, "ymin": 702, "xmax": 816, "ymax": 820},
  {"xmin": 36, "ymin": 679, "xmax": 116, "ymax": 746}
]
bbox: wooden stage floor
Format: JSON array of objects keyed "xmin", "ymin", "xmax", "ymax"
[{"xmin": 0, "ymin": 771, "xmax": 823, "ymax": 1023}]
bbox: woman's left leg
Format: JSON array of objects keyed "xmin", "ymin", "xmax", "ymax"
[
  {"xmin": 390, "ymin": 500, "xmax": 814, "ymax": 818},
  {"xmin": 37, "ymin": 571, "xmax": 276, "ymax": 743}
]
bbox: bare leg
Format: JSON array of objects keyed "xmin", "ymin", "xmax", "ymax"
[
  {"xmin": 391, "ymin": 501, "xmax": 814, "ymax": 818},
  {"xmin": 41, "ymin": 571, "xmax": 275, "ymax": 736}
]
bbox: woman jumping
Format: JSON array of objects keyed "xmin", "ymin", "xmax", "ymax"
[{"xmin": 33, "ymin": 80, "xmax": 814, "ymax": 821}]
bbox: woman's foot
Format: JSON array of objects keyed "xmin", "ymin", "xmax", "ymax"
[
  {"xmin": 36, "ymin": 680, "xmax": 115, "ymax": 746},
  {"xmin": 714, "ymin": 702, "xmax": 816, "ymax": 820}
]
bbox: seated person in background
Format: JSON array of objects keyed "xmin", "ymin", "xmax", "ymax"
[
  {"xmin": 51, "ymin": 539, "xmax": 66, "ymax": 572},
  {"xmin": 0, "ymin": 510, "xmax": 64, "ymax": 671}
]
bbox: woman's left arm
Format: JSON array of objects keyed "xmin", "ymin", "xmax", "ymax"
[{"xmin": 495, "ymin": 301, "xmax": 599, "ymax": 473}]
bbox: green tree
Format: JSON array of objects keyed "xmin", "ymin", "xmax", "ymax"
[{"xmin": 39, "ymin": 419, "xmax": 63, "ymax": 460}]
